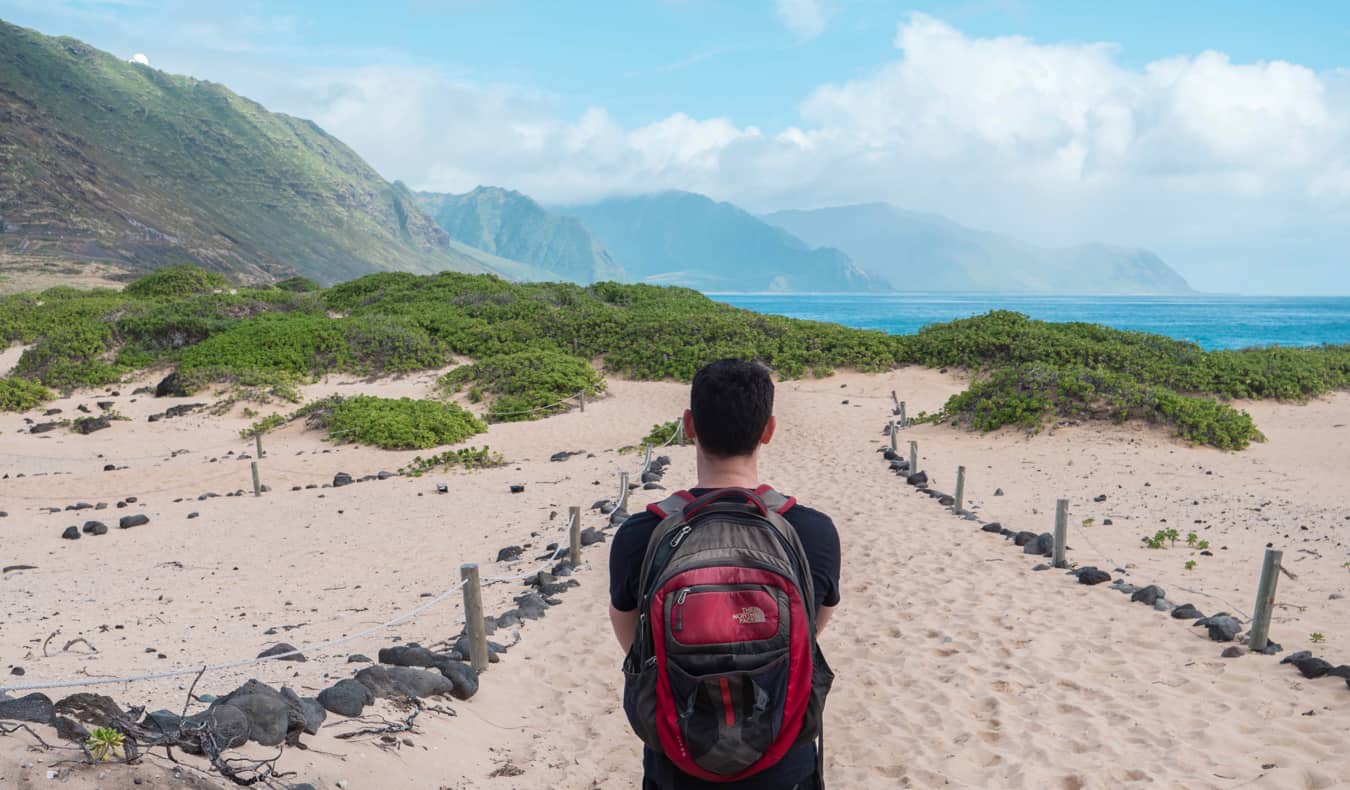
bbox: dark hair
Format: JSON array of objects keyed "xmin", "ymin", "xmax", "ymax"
[{"xmin": 690, "ymin": 359, "xmax": 774, "ymax": 458}]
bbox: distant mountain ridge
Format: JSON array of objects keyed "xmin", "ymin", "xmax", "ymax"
[
  {"xmin": 764, "ymin": 203, "xmax": 1193, "ymax": 294},
  {"xmin": 0, "ymin": 20, "xmax": 499, "ymax": 285},
  {"xmin": 415, "ymin": 186, "xmax": 625, "ymax": 284},
  {"xmin": 561, "ymin": 191, "xmax": 891, "ymax": 293}
]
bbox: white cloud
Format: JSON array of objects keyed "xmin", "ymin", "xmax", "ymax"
[
  {"xmin": 166, "ymin": 11, "xmax": 1350, "ymax": 291},
  {"xmin": 775, "ymin": 0, "xmax": 827, "ymax": 40}
]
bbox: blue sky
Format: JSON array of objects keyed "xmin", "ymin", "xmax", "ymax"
[{"xmin": 3, "ymin": 0, "xmax": 1350, "ymax": 293}]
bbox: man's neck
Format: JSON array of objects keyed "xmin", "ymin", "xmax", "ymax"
[{"xmin": 694, "ymin": 449, "xmax": 760, "ymax": 489}]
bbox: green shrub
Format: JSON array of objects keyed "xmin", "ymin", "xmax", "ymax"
[
  {"xmin": 0, "ymin": 377, "xmax": 53, "ymax": 411},
  {"xmin": 273, "ymin": 275, "xmax": 321, "ymax": 293},
  {"xmin": 398, "ymin": 446, "xmax": 504, "ymax": 476},
  {"xmin": 124, "ymin": 264, "xmax": 229, "ymax": 298},
  {"xmin": 442, "ymin": 349, "xmax": 605, "ymax": 421},
  {"xmin": 321, "ymin": 396, "xmax": 487, "ymax": 449},
  {"xmin": 642, "ymin": 419, "xmax": 689, "ymax": 448}
]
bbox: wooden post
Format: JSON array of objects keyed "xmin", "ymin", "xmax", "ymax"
[
  {"xmin": 579, "ymin": 389, "xmax": 585, "ymax": 413},
  {"xmin": 889, "ymin": 421, "xmax": 898, "ymax": 452},
  {"xmin": 568, "ymin": 506, "xmax": 582, "ymax": 567},
  {"xmin": 675, "ymin": 418, "xmax": 684, "ymax": 444},
  {"xmin": 1248, "ymin": 547, "xmax": 1283, "ymax": 653},
  {"xmin": 891, "ymin": 390, "xmax": 900, "ymax": 414},
  {"xmin": 255, "ymin": 432, "xmax": 263, "ymax": 459},
  {"xmin": 899, "ymin": 401, "xmax": 907, "ymax": 428},
  {"xmin": 953, "ymin": 466, "xmax": 965, "ymax": 515},
  {"xmin": 251, "ymin": 461, "xmax": 261, "ymax": 497},
  {"xmin": 460, "ymin": 563, "xmax": 489, "ymax": 672},
  {"xmin": 619, "ymin": 471, "xmax": 630, "ymax": 511},
  {"xmin": 1052, "ymin": 498, "xmax": 1069, "ymax": 568},
  {"xmin": 908, "ymin": 440, "xmax": 918, "ymax": 476},
  {"xmin": 643, "ymin": 445, "xmax": 653, "ymax": 473}
]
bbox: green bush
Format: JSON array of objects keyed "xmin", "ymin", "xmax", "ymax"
[
  {"xmin": 398, "ymin": 446, "xmax": 504, "ymax": 476},
  {"xmin": 0, "ymin": 377, "xmax": 53, "ymax": 411},
  {"xmin": 124, "ymin": 264, "xmax": 230, "ymax": 298},
  {"xmin": 322, "ymin": 396, "xmax": 487, "ymax": 449},
  {"xmin": 273, "ymin": 275, "xmax": 320, "ymax": 293},
  {"xmin": 442, "ymin": 348, "xmax": 605, "ymax": 421},
  {"xmin": 641, "ymin": 419, "xmax": 689, "ymax": 448}
]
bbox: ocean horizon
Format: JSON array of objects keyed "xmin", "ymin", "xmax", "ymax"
[{"xmin": 709, "ymin": 293, "xmax": 1350, "ymax": 351}]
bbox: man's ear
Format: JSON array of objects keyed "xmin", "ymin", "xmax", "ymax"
[
  {"xmin": 682, "ymin": 409, "xmax": 696, "ymax": 440},
  {"xmin": 760, "ymin": 415, "xmax": 776, "ymax": 446}
]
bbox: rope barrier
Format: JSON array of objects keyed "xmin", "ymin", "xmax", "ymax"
[
  {"xmin": 0, "ymin": 465, "xmax": 262, "ymax": 502},
  {"xmin": 0, "ymin": 504, "xmax": 587, "ymax": 694}
]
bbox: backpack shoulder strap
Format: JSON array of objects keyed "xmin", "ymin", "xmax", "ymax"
[
  {"xmin": 646, "ymin": 490, "xmax": 696, "ymax": 519},
  {"xmin": 754, "ymin": 484, "xmax": 796, "ymax": 515}
]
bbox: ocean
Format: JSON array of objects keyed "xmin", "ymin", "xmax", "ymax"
[{"xmin": 709, "ymin": 294, "xmax": 1350, "ymax": 351}]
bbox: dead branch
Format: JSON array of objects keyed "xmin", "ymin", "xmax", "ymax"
[
  {"xmin": 62, "ymin": 637, "xmax": 97, "ymax": 654},
  {"xmin": 334, "ymin": 698, "xmax": 422, "ymax": 741}
]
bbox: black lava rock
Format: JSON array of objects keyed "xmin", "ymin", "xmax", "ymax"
[
  {"xmin": 354, "ymin": 665, "xmax": 455, "ymax": 699},
  {"xmin": 218, "ymin": 681, "xmax": 293, "ymax": 746},
  {"xmin": 257, "ymin": 643, "xmax": 306, "ymax": 662},
  {"xmin": 981, "ymin": 522, "xmax": 1004, "ymax": 533},
  {"xmin": 496, "ymin": 545, "xmax": 524, "ymax": 562},
  {"xmin": 30, "ymin": 422, "xmax": 61, "ymax": 434},
  {"xmin": 347, "ymin": 654, "xmax": 372, "ymax": 664},
  {"xmin": 0, "ymin": 693, "xmax": 55, "ymax": 723},
  {"xmin": 61, "ymin": 526, "xmax": 80, "ymax": 540},
  {"xmin": 378, "ymin": 645, "xmax": 444, "ymax": 669},
  {"xmin": 73, "ymin": 416, "xmax": 111, "ymax": 434},
  {"xmin": 905, "ymin": 471, "xmax": 928, "ymax": 486},
  {"xmin": 155, "ymin": 371, "xmax": 188, "ymax": 397},
  {"xmin": 1171, "ymin": 603, "xmax": 1205, "ymax": 620},
  {"xmin": 580, "ymin": 527, "xmax": 606, "ymax": 546},
  {"xmin": 118, "ymin": 514, "xmax": 149, "ymax": 529},
  {"xmin": 1130, "ymin": 585, "xmax": 1167, "ymax": 607},
  {"xmin": 1195, "ymin": 614, "xmax": 1241, "ymax": 642},
  {"xmin": 54, "ymin": 693, "xmax": 124, "ymax": 728},
  {"xmin": 280, "ymin": 687, "xmax": 326, "ymax": 737},
  {"xmin": 436, "ymin": 660, "xmax": 479, "ymax": 700},
  {"xmin": 1012, "ymin": 531, "xmax": 1038, "ymax": 547},
  {"xmin": 332, "ymin": 472, "xmax": 353, "ymax": 487},
  {"xmin": 1024, "ymin": 533, "xmax": 1054, "ymax": 557},
  {"xmin": 1221, "ymin": 646, "xmax": 1244, "ymax": 658},
  {"xmin": 317, "ymin": 679, "xmax": 371, "ymax": 717},
  {"xmin": 509, "ymin": 484, "xmax": 525, "ymax": 494},
  {"xmin": 1076, "ymin": 567, "xmax": 1111, "ymax": 585}
]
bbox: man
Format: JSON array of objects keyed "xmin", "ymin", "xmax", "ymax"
[{"xmin": 609, "ymin": 358, "xmax": 841, "ymax": 790}]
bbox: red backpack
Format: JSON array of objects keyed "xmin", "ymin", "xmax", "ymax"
[{"xmin": 622, "ymin": 486, "xmax": 832, "ymax": 782}]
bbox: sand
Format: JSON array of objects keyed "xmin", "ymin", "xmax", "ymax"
[{"xmin": 1, "ymin": 366, "xmax": 1348, "ymax": 788}]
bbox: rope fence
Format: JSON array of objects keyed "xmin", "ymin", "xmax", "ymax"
[{"xmin": 0, "ymin": 504, "xmax": 582, "ymax": 694}]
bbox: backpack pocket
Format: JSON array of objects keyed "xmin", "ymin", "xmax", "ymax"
[
  {"xmin": 622, "ymin": 650, "xmax": 662, "ymax": 750},
  {"xmin": 665, "ymin": 652, "xmax": 790, "ymax": 776},
  {"xmin": 665, "ymin": 584, "xmax": 789, "ymax": 653}
]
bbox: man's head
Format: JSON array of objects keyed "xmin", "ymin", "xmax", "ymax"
[{"xmin": 686, "ymin": 359, "xmax": 775, "ymax": 459}]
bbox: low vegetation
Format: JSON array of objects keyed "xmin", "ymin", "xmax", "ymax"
[
  {"xmin": 398, "ymin": 447, "xmax": 504, "ymax": 476},
  {"xmin": 2, "ymin": 267, "xmax": 1347, "ymax": 450},
  {"xmin": 320, "ymin": 396, "xmax": 486, "ymax": 450},
  {"xmin": 0, "ymin": 376, "xmax": 53, "ymax": 411}
]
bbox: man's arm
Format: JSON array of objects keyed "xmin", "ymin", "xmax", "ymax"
[
  {"xmin": 816, "ymin": 604, "xmax": 835, "ymax": 635},
  {"xmin": 610, "ymin": 605, "xmax": 639, "ymax": 653}
]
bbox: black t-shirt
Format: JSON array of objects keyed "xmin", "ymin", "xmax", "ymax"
[{"xmin": 609, "ymin": 488, "xmax": 841, "ymax": 790}]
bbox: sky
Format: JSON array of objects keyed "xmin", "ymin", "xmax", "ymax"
[{"xmin": 3, "ymin": 0, "xmax": 1350, "ymax": 294}]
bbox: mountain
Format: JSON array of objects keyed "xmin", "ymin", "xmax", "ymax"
[
  {"xmin": 415, "ymin": 186, "xmax": 625, "ymax": 283},
  {"xmin": 764, "ymin": 204, "xmax": 1194, "ymax": 294},
  {"xmin": 0, "ymin": 20, "xmax": 501, "ymax": 285},
  {"xmin": 561, "ymin": 191, "xmax": 890, "ymax": 293}
]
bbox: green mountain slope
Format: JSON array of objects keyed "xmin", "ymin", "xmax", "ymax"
[
  {"xmin": 0, "ymin": 20, "xmax": 495, "ymax": 285},
  {"xmin": 416, "ymin": 186, "xmax": 625, "ymax": 283},
  {"xmin": 561, "ymin": 191, "xmax": 891, "ymax": 293},
  {"xmin": 764, "ymin": 203, "xmax": 1194, "ymax": 294}
]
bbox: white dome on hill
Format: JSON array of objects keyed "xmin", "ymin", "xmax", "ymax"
[{"xmin": 128, "ymin": 53, "xmax": 150, "ymax": 66}]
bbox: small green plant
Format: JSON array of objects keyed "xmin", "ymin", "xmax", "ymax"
[
  {"xmin": 1145, "ymin": 530, "xmax": 1167, "ymax": 549},
  {"xmin": 240, "ymin": 412, "xmax": 287, "ymax": 438},
  {"xmin": 85, "ymin": 726, "xmax": 125, "ymax": 762},
  {"xmin": 1186, "ymin": 532, "xmax": 1198, "ymax": 547},
  {"xmin": 1310, "ymin": 632, "xmax": 1326, "ymax": 644},
  {"xmin": 1197, "ymin": 539, "xmax": 1210, "ymax": 550},
  {"xmin": 398, "ymin": 446, "xmax": 504, "ymax": 476},
  {"xmin": 1081, "ymin": 517, "xmax": 1095, "ymax": 528},
  {"xmin": 1165, "ymin": 528, "xmax": 1180, "ymax": 548},
  {"xmin": 0, "ymin": 377, "xmax": 53, "ymax": 411},
  {"xmin": 641, "ymin": 419, "xmax": 689, "ymax": 448},
  {"xmin": 1184, "ymin": 559, "xmax": 1197, "ymax": 571}
]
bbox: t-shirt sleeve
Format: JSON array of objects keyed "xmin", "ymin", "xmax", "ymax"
[{"xmin": 608, "ymin": 514, "xmax": 653, "ymax": 611}]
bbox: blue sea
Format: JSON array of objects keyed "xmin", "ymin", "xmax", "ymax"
[{"xmin": 708, "ymin": 294, "xmax": 1350, "ymax": 351}]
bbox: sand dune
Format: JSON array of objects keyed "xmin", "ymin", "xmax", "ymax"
[{"xmin": 2, "ymin": 368, "xmax": 1347, "ymax": 788}]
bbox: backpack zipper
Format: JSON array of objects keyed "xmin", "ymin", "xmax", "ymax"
[
  {"xmin": 673, "ymin": 588, "xmax": 689, "ymax": 631},
  {"xmin": 670, "ymin": 525, "xmax": 692, "ymax": 548}
]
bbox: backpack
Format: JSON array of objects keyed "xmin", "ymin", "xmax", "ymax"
[{"xmin": 622, "ymin": 485, "xmax": 833, "ymax": 783}]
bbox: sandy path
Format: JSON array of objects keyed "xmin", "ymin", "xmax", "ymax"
[{"xmin": 2, "ymin": 368, "xmax": 1348, "ymax": 788}]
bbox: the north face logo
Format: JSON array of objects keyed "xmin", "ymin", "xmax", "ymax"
[{"xmin": 732, "ymin": 606, "xmax": 766, "ymax": 625}]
